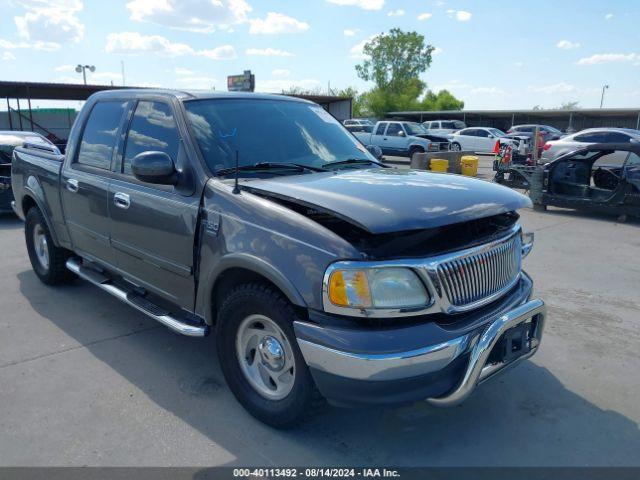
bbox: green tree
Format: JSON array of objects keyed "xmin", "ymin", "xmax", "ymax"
[
  {"xmin": 420, "ymin": 89, "xmax": 464, "ymax": 111},
  {"xmin": 355, "ymin": 28, "xmax": 463, "ymax": 116},
  {"xmin": 559, "ymin": 101, "xmax": 580, "ymax": 110}
]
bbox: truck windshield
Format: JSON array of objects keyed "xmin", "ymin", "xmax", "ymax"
[
  {"xmin": 403, "ymin": 123, "xmax": 428, "ymax": 136},
  {"xmin": 184, "ymin": 98, "xmax": 376, "ymax": 174}
]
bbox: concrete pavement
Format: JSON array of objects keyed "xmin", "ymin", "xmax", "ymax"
[{"xmin": 1, "ymin": 202, "xmax": 639, "ymax": 466}]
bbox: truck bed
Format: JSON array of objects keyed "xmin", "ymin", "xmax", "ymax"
[{"xmin": 11, "ymin": 145, "xmax": 67, "ymax": 243}]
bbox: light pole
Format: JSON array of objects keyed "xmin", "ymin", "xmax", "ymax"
[
  {"xmin": 600, "ymin": 84, "xmax": 609, "ymax": 109},
  {"xmin": 75, "ymin": 64, "xmax": 95, "ymax": 85}
]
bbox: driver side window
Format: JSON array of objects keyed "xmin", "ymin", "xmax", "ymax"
[
  {"xmin": 123, "ymin": 101, "xmax": 180, "ymax": 175},
  {"xmin": 386, "ymin": 123, "xmax": 405, "ymax": 137}
]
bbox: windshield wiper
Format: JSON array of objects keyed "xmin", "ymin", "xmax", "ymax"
[
  {"xmin": 323, "ymin": 158, "xmax": 384, "ymax": 169},
  {"xmin": 215, "ymin": 162, "xmax": 327, "ymax": 176}
]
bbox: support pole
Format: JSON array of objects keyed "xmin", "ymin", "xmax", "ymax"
[
  {"xmin": 27, "ymin": 85, "xmax": 34, "ymax": 131},
  {"xmin": 636, "ymin": 112, "xmax": 640, "ymax": 130},
  {"xmin": 17, "ymin": 98, "xmax": 23, "ymax": 130},
  {"xmin": 6, "ymin": 98, "xmax": 13, "ymax": 130}
]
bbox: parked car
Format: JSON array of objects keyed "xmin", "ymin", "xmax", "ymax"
[
  {"xmin": 353, "ymin": 121, "xmax": 450, "ymax": 157},
  {"xmin": 537, "ymin": 143, "xmax": 640, "ymax": 219},
  {"xmin": 542, "ymin": 128, "xmax": 640, "ymax": 161},
  {"xmin": 12, "ymin": 89, "xmax": 545, "ymax": 428},
  {"xmin": 343, "ymin": 118, "xmax": 374, "ymax": 127},
  {"xmin": 0, "ymin": 131, "xmax": 60, "ymax": 214},
  {"xmin": 422, "ymin": 119, "xmax": 467, "ymax": 136},
  {"xmin": 507, "ymin": 124, "xmax": 564, "ymax": 142},
  {"xmin": 450, "ymin": 127, "xmax": 506, "ymax": 152}
]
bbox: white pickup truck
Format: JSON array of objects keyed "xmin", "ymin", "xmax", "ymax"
[{"xmin": 353, "ymin": 121, "xmax": 450, "ymax": 158}]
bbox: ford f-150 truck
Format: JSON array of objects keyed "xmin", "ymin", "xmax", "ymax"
[
  {"xmin": 12, "ymin": 89, "xmax": 546, "ymax": 428},
  {"xmin": 353, "ymin": 120, "xmax": 450, "ymax": 157}
]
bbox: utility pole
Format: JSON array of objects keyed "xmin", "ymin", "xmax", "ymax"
[
  {"xmin": 600, "ymin": 84, "xmax": 609, "ymax": 108},
  {"xmin": 76, "ymin": 64, "xmax": 96, "ymax": 85},
  {"xmin": 121, "ymin": 60, "xmax": 126, "ymax": 86}
]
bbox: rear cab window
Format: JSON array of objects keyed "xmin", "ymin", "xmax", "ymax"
[
  {"xmin": 76, "ymin": 101, "xmax": 128, "ymax": 170},
  {"xmin": 375, "ymin": 122, "xmax": 388, "ymax": 135}
]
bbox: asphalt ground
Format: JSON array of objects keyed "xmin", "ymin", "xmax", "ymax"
[{"xmin": 1, "ymin": 160, "xmax": 639, "ymax": 466}]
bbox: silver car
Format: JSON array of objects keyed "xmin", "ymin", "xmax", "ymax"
[{"xmin": 542, "ymin": 128, "xmax": 640, "ymax": 161}]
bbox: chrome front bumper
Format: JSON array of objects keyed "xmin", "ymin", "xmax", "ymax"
[{"xmin": 296, "ymin": 298, "xmax": 546, "ymax": 407}]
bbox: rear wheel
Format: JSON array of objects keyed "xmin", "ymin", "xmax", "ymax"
[
  {"xmin": 25, "ymin": 207, "xmax": 75, "ymax": 285},
  {"xmin": 216, "ymin": 283, "xmax": 320, "ymax": 428}
]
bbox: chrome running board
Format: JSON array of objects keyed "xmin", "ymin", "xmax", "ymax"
[{"xmin": 66, "ymin": 258, "xmax": 209, "ymax": 337}]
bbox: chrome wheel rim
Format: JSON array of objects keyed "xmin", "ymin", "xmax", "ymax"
[
  {"xmin": 235, "ymin": 314, "xmax": 296, "ymax": 400},
  {"xmin": 452, "ymin": 143, "xmax": 461, "ymax": 151},
  {"xmin": 33, "ymin": 223, "xmax": 49, "ymax": 270}
]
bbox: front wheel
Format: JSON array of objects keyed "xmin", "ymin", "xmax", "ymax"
[
  {"xmin": 451, "ymin": 142, "xmax": 462, "ymax": 152},
  {"xmin": 25, "ymin": 207, "xmax": 75, "ymax": 285},
  {"xmin": 216, "ymin": 283, "xmax": 320, "ymax": 428}
]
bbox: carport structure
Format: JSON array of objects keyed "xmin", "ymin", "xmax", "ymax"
[
  {"xmin": 388, "ymin": 108, "xmax": 640, "ymax": 133},
  {"xmin": 1, "ymin": 80, "xmax": 131, "ymax": 144}
]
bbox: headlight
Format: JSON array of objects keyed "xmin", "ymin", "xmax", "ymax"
[
  {"xmin": 327, "ymin": 267, "xmax": 429, "ymax": 310},
  {"xmin": 521, "ymin": 230, "xmax": 534, "ymax": 258}
]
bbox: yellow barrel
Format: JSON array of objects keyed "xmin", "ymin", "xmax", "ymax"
[
  {"xmin": 430, "ymin": 158, "xmax": 449, "ymax": 172},
  {"xmin": 460, "ymin": 155, "xmax": 479, "ymax": 176}
]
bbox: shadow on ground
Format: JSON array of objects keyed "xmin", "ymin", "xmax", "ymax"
[{"xmin": 16, "ymin": 269, "xmax": 640, "ymax": 466}]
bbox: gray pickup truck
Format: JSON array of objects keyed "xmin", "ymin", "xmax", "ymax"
[{"xmin": 11, "ymin": 89, "xmax": 546, "ymax": 428}]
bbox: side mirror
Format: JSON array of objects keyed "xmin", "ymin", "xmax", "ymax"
[
  {"xmin": 131, "ymin": 151, "xmax": 177, "ymax": 185},
  {"xmin": 366, "ymin": 144, "xmax": 383, "ymax": 160},
  {"xmin": 488, "ymin": 135, "xmax": 495, "ymax": 139}
]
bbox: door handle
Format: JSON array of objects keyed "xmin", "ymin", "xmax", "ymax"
[
  {"xmin": 114, "ymin": 192, "xmax": 131, "ymax": 209},
  {"xmin": 66, "ymin": 178, "xmax": 79, "ymax": 193}
]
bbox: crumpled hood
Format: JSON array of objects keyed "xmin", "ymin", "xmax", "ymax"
[{"xmin": 242, "ymin": 168, "xmax": 531, "ymax": 234}]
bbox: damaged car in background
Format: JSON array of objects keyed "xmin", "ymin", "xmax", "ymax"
[{"xmin": 12, "ymin": 89, "xmax": 545, "ymax": 428}]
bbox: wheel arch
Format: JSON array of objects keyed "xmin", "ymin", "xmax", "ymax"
[
  {"xmin": 21, "ymin": 179, "xmax": 61, "ymax": 247},
  {"xmin": 203, "ymin": 254, "xmax": 308, "ymax": 327}
]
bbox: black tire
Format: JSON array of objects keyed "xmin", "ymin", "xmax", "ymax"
[
  {"xmin": 451, "ymin": 142, "xmax": 462, "ymax": 152},
  {"xmin": 409, "ymin": 146, "xmax": 424, "ymax": 159},
  {"xmin": 216, "ymin": 283, "xmax": 321, "ymax": 428},
  {"xmin": 25, "ymin": 207, "xmax": 76, "ymax": 285}
]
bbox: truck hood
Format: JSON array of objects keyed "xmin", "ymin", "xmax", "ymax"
[{"xmin": 241, "ymin": 168, "xmax": 531, "ymax": 234}]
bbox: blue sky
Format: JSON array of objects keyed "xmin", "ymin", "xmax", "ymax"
[{"xmin": 1, "ymin": 0, "xmax": 639, "ymax": 110}]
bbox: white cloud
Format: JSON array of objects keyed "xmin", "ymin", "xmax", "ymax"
[
  {"xmin": 417, "ymin": 13, "xmax": 432, "ymax": 20},
  {"xmin": 556, "ymin": 40, "xmax": 580, "ymax": 50},
  {"xmin": 446, "ymin": 10, "xmax": 471, "ymax": 21},
  {"xmin": 198, "ymin": 45, "xmax": 236, "ymax": 60},
  {"xmin": 105, "ymin": 32, "xmax": 235, "ymax": 60},
  {"xmin": 249, "ymin": 12, "xmax": 309, "ymax": 34},
  {"xmin": 471, "ymin": 86, "xmax": 507, "ymax": 95},
  {"xmin": 343, "ymin": 28, "xmax": 359, "ymax": 36},
  {"xmin": 256, "ymin": 78, "xmax": 322, "ymax": 93},
  {"xmin": 175, "ymin": 76, "xmax": 217, "ymax": 90},
  {"xmin": 54, "ymin": 64, "xmax": 75, "ymax": 72},
  {"xmin": 174, "ymin": 67, "xmax": 196, "ymax": 76},
  {"xmin": 387, "ymin": 9, "xmax": 404, "ymax": 16},
  {"xmin": 326, "ymin": 0, "xmax": 385, "ymax": 10},
  {"xmin": 577, "ymin": 52, "xmax": 639, "ymax": 66},
  {"xmin": 528, "ymin": 82, "xmax": 575, "ymax": 94},
  {"xmin": 350, "ymin": 34, "xmax": 378, "ymax": 59},
  {"xmin": 605, "ymin": 13, "xmax": 614, "ymax": 19},
  {"xmin": 13, "ymin": 0, "xmax": 84, "ymax": 46},
  {"xmin": 272, "ymin": 69, "xmax": 290, "ymax": 76},
  {"xmin": 246, "ymin": 47, "xmax": 294, "ymax": 57},
  {"xmin": 126, "ymin": 0, "xmax": 251, "ymax": 33},
  {"xmin": 514, "ymin": 61, "xmax": 524, "ymax": 67},
  {"xmin": 2, "ymin": 51, "xmax": 16, "ymax": 61},
  {"xmin": 0, "ymin": 38, "xmax": 59, "ymax": 51}
]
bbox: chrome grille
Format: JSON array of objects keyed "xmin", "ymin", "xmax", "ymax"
[{"xmin": 437, "ymin": 234, "xmax": 521, "ymax": 308}]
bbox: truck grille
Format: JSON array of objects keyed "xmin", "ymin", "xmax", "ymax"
[{"xmin": 436, "ymin": 234, "xmax": 521, "ymax": 308}]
